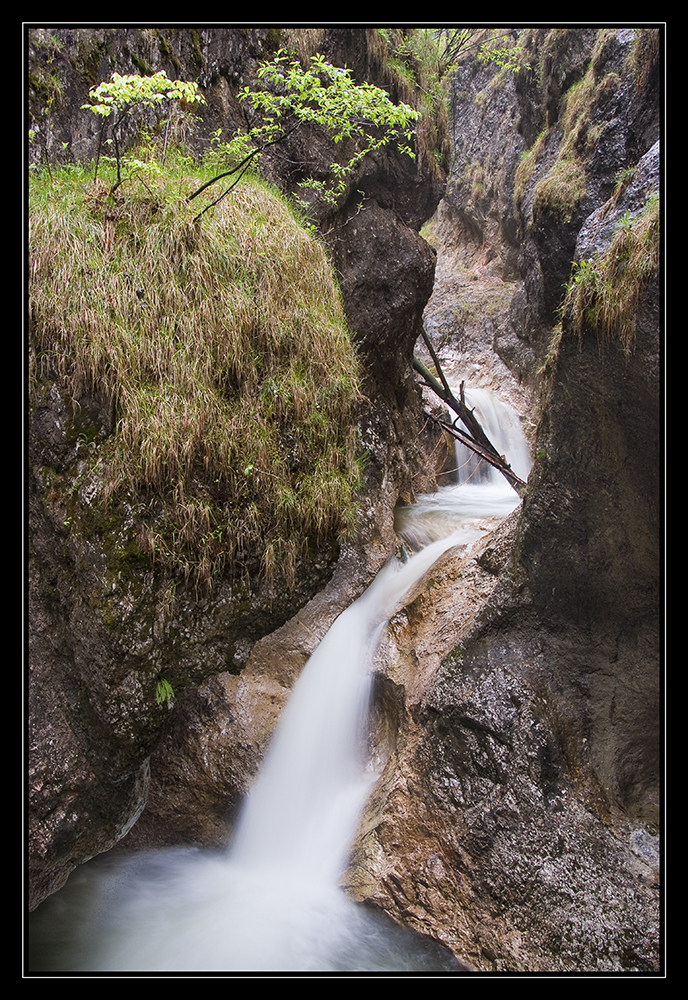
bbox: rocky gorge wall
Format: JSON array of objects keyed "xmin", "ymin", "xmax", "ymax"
[
  {"xmin": 345, "ymin": 28, "xmax": 662, "ymax": 972},
  {"xmin": 27, "ymin": 26, "xmax": 662, "ymax": 974}
]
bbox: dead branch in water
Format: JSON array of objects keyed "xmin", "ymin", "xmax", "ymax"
[
  {"xmin": 422, "ymin": 409, "xmax": 527, "ymax": 496},
  {"xmin": 413, "ymin": 331, "xmax": 527, "ymax": 496}
]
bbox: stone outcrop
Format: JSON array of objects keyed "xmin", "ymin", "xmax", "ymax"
[{"xmin": 346, "ymin": 28, "xmax": 661, "ymax": 972}]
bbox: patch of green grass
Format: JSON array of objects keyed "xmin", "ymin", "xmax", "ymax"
[
  {"xmin": 29, "ymin": 155, "xmax": 363, "ymax": 591},
  {"xmin": 562, "ymin": 193, "xmax": 659, "ymax": 354},
  {"xmin": 533, "ymin": 156, "xmax": 587, "ymax": 223},
  {"xmin": 365, "ymin": 28, "xmax": 449, "ymax": 176},
  {"xmin": 514, "ymin": 131, "xmax": 546, "ymax": 209}
]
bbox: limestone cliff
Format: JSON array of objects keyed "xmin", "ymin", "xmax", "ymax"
[{"xmin": 347, "ymin": 27, "xmax": 662, "ymax": 972}]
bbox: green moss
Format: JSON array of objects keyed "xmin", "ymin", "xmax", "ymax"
[
  {"xmin": 152, "ymin": 30, "xmax": 184, "ymax": 76},
  {"xmin": 533, "ymin": 157, "xmax": 586, "ymax": 222},
  {"xmin": 127, "ymin": 49, "xmax": 154, "ymax": 76},
  {"xmin": 189, "ymin": 29, "xmax": 205, "ymax": 69},
  {"xmin": 527, "ymin": 29, "xmax": 634, "ymax": 226},
  {"xmin": 514, "ymin": 131, "xmax": 546, "ymax": 208}
]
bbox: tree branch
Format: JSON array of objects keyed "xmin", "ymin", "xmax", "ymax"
[
  {"xmin": 187, "ymin": 120, "xmax": 301, "ymax": 206},
  {"xmin": 424, "ymin": 409, "xmax": 527, "ymax": 496},
  {"xmin": 191, "ymin": 160, "xmax": 256, "ymax": 222},
  {"xmin": 413, "ymin": 351, "xmax": 527, "ymax": 497}
]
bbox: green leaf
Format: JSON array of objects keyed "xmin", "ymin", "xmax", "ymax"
[
  {"xmin": 155, "ymin": 678, "xmax": 175, "ymax": 706},
  {"xmin": 234, "ymin": 51, "xmax": 419, "ymax": 208}
]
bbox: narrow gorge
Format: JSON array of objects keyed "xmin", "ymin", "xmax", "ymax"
[{"xmin": 27, "ymin": 26, "xmax": 662, "ymax": 974}]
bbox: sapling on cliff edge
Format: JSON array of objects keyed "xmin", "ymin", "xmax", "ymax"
[
  {"xmin": 82, "ymin": 70, "xmax": 206, "ymax": 192},
  {"xmin": 188, "ymin": 50, "xmax": 419, "ymax": 219}
]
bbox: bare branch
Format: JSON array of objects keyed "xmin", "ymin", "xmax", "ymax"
[{"xmin": 413, "ymin": 353, "xmax": 527, "ymax": 496}]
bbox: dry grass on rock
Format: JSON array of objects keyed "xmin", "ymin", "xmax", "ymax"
[{"xmin": 29, "ymin": 164, "xmax": 363, "ymax": 591}]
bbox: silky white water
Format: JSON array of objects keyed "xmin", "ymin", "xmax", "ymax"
[
  {"xmin": 29, "ymin": 387, "xmax": 530, "ymax": 973},
  {"xmin": 229, "ymin": 533, "xmax": 465, "ymax": 890},
  {"xmin": 29, "ymin": 536, "xmax": 467, "ymax": 973},
  {"xmin": 396, "ymin": 386, "xmax": 532, "ymax": 551},
  {"xmin": 451, "ymin": 386, "xmax": 532, "ymax": 486}
]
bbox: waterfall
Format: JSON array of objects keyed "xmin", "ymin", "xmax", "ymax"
[
  {"xmin": 451, "ymin": 386, "xmax": 532, "ymax": 487},
  {"xmin": 30, "ymin": 535, "xmax": 466, "ymax": 973},
  {"xmin": 395, "ymin": 386, "xmax": 532, "ymax": 552},
  {"xmin": 229, "ymin": 533, "xmax": 462, "ymax": 890},
  {"xmin": 29, "ymin": 389, "xmax": 530, "ymax": 974}
]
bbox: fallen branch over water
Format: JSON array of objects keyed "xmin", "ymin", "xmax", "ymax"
[
  {"xmin": 422, "ymin": 408, "xmax": 528, "ymax": 496},
  {"xmin": 413, "ymin": 330, "xmax": 527, "ymax": 496}
]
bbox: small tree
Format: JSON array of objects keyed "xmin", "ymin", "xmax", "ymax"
[
  {"xmin": 433, "ymin": 28, "xmax": 526, "ymax": 76},
  {"xmin": 189, "ymin": 50, "xmax": 419, "ymax": 219},
  {"xmin": 82, "ymin": 70, "xmax": 205, "ymax": 191}
]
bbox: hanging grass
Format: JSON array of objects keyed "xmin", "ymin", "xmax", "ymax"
[
  {"xmin": 562, "ymin": 193, "xmax": 659, "ymax": 355},
  {"xmin": 29, "ymin": 157, "xmax": 363, "ymax": 591}
]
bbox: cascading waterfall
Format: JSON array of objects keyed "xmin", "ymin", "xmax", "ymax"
[
  {"xmin": 395, "ymin": 386, "xmax": 532, "ymax": 551},
  {"xmin": 451, "ymin": 386, "xmax": 532, "ymax": 487},
  {"xmin": 29, "ymin": 387, "xmax": 530, "ymax": 974},
  {"xmin": 229, "ymin": 534, "xmax": 462, "ymax": 888}
]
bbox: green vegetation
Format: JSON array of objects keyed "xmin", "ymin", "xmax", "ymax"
[
  {"xmin": 370, "ymin": 28, "xmax": 526, "ymax": 178},
  {"xmin": 528, "ymin": 63, "xmax": 597, "ymax": 223},
  {"xmin": 155, "ymin": 678, "xmax": 175, "ymax": 706},
  {"xmin": 29, "ymin": 153, "xmax": 363, "ymax": 592},
  {"xmin": 191, "ymin": 50, "xmax": 419, "ymax": 216},
  {"xmin": 527, "ymin": 28, "xmax": 656, "ymax": 225},
  {"xmin": 29, "ymin": 43, "xmax": 435, "ymax": 594},
  {"xmin": 532, "ymin": 156, "xmax": 587, "ymax": 223},
  {"xmin": 364, "ymin": 29, "xmax": 450, "ymax": 176},
  {"xmin": 514, "ymin": 130, "xmax": 546, "ymax": 208},
  {"xmin": 562, "ymin": 193, "xmax": 660, "ymax": 353},
  {"xmin": 424, "ymin": 28, "xmax": 526, "ymax": 77},
  {"xmin": 464, "ymin": 160, "xmax": 486, "ymax": 201},
  {"xmin": 630, "ymin": 27, "xmax": 661, "ymax": 92},
  {"xmin": 81, "ymin": 71, "xmax": 206, "ymax": 190}
]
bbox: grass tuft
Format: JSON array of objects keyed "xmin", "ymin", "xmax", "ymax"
[
  {"xmin": 29, "ymin": 156, "xmax": 363, "ymax": 591},
  {"xmin": 562, "ymin": 193, "xmax": 659, "ymax": 354}
]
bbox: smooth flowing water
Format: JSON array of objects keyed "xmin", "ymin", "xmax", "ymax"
[
  {"xmin": 395, "ymin": 386, "xmax": 532, "ymax": 551},
  {"xmin": 29, "ymin": 387, "xmax": 530, "ymax": 974}
]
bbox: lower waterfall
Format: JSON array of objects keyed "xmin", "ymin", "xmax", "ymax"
[{"xmin": 29, "ymin": 387, "xmax": 530, "ymax": 974}]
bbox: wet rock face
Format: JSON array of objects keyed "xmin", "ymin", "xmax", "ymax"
[
  {"xmin": 350, "ymin": 502, "xmax": 659, "ymax": 972},
  {"xmin": 28, "ymin": 416, "xmax": 340, "ymax": 908},
  {"xmin": 329, "ymin": 199, "xmax": 437, "ymax": 397},
  {"xmin": 348, "ymin": 30, "xmax": 661, "ymax": 972},
  {"xmin": 28, "ymin": 27, "xmax": 661, "ymax": 974},
  {"xmin": 426, "ymin": 27, "xmax": 660, "ymax": 389},
  {"xmin": 421, "ymin": 618, "xmax": 659, "ymax": 972}
]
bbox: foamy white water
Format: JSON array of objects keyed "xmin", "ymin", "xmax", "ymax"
[
  {"xmin": 450, "ymin": 386, "xmax": 532, "ymax": 486},
  {"xmin": 230, "ymin": 531, "xmax": 465, "ymax": 889},
  {"xmin": 32, "ymin": 534, "xmax": 466, "ymax": 973},
  {"xmin": 396, "ymin": 386, "xmax": 532, "ymax": 551},
  {"xmin": 29, "ymin": 387, "xmax": 530, "ymax": 973}
]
